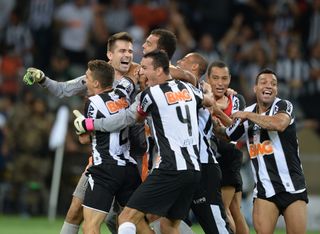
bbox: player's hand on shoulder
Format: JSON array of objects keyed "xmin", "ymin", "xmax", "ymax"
[
  {"xmin": 225, "ymin": 87, "xmax": 237, "ymax": 96},
  {"xmin": 23, "ymin": 67, "xmax": 45, "ymax": 85},
  {"xmin": 126, "ymin": 62, "xmax": 141, "ymax": 84}
]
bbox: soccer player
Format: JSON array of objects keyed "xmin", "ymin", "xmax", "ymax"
[
  {"xmin": 213, "ymin": 68, "xmax": 308, "ymax": 234},
  {"xmin": 117, "ymin": 50, "xmax": 214, "ymax": 234},
  {"xmin": 207, "ymin": 61, "xmax": 249, "ymax": 234},
  {"xmin": 76, "ymin": 59, "xmax": 141, "ymax": 234},
  {"xmin": 177, "ymin": 53, "xmax": 233, "ymax": 233},
  {"xmin": 23, "ymin": 32, "xmax": 142, "ymax": 234}
]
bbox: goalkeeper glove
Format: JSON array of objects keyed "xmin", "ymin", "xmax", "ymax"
[
  {"xmin": 73, "ymin": 110, "xmax": 94, "ymax": 135},
  {"xmin": 23, "ymin": 67, "xmax": 45, "ymax": 85}
]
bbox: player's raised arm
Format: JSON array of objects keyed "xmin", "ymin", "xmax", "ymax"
[
  {"xmin": 23, "ymin": 67, "xmax": 87, "ymax": 98},
  {"xmin": 169, "ymin": 65, "xmax": 197, "ymax": 86}
]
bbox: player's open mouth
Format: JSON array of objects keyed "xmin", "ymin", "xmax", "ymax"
[
  {"xmin": 121, "ymin": 61, "xmax": 129, "ymax": 65},
  {"xmin": 262, "ymin": 90, "xmax": 272, "ymax": 96},
  {"xmin": 216, "ymin": 87, "xmax": 225, "ymax": 92}
]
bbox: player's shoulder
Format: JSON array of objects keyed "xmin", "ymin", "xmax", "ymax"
[{"xmin": 273, "ymin": 98, "xmax": 293, "ymax": 114}]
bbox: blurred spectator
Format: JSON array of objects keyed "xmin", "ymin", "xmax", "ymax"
[
  {"xmin": 0, "ymin": 0, "xmax": 16, "ymax": 31},
  {"xmin": 46, "ymin": 49, "xmax": 73, "ymax": 82},
  {"xmin": 166, "ymin": 1, "xmax": 195, "ymax": 63},
  {"xmin": 5, "ymin": 93, "xmax": 53, "ymax": 216},
  {"xmin": 0, "ymin": 97, "xmax": 13, "ymax": 181},
  {"xmin": 27, "ymin": 0, "xmax": 55, "ymax": 70},
  {"xmin": 104, "ymin": 0, "xmax": 132, "ymax": 34},
  {"xmin": 0, "ymin": 46, "xmax": 23, "ymax": 99},
  {"xmin": 130, "ymin": 0, "xmax": 168, "ymax": 32},
  {"xmin": 299, "ymin": 40, "xmax": 320, "ymax": 134},
  {"xmin": 54, "ymin": 0, "xmax": 94, "ymax": 68},
  {"xmin": 88, "ymin": 1, "xmax": 109, "ymax": 60},
  {"xmin": 0, "ymin": 6, "xmax": 34, "ymax": 67},
  {"xmin": 269, "ymin": 0, "xmax": 300, "ymax": 58},
  {"xmin": 196, "ymin": 33, "xmax": 221, "ymax": 63},
  {"xmin": 307, "ymin": 0, "xmax": 320, "ymax": 48},
  {"xmin": 276, "ymin": 39, "xmax": 309, "ymax": 103},
  {"xmin": 238, "ymin": 42, "xmax": 273, "ymax": 104}
]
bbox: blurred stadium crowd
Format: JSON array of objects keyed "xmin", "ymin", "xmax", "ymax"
[{"xmin": 0, "ymin": 0, "xmax": 320, "ymax": 218}]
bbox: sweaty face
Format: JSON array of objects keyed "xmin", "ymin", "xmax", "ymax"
[
  {"xmin": 142, "ymin": 34, "xmax": 159, "ymax": 55},
  {"xmin": 254, "ymin": 73, "xmax": 278, "ymax": 106},
  {"xmin": 108, "ymin": 40, "xmax": 133, "ymax": 74},
  {"xmin": 207, "ymin": 66, "xmax": 231, "ymax": 99},
  {"xmin": 176, "ymin": 54, "xmax": 194, "ymax": 73},
  {"xmin": 139, "ymin": 57, "xmax": 158, "ymax": 87},
  {"xmin": 85, "ymin": 68, "xmax": 96, "ymax": 96}
]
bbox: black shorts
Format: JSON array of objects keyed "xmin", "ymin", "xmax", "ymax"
[
  {"xmin": 217, "ymin": 141, "xmax": 243, "ymax": 192},
  {"xmin": 83, "ymin": 163, "xmax": 141, "ymax": 213},
  {"xmin": 126, "ymin": 169, "xmax": 201, "ymax": 220},
  {"xmin": 191, "ymin": 163, "xmax": 232, "ymax": 234},
  {"xmin": 257, "ymin": 190, "xmax": 309, "ymax": 215},
  {"xmin": 193, "ymin": 163, "xmax": 222, "ymax": 204}
]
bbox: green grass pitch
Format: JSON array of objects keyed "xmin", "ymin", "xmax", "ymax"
[{"xmin": 0, "ymin": 215, "xmax": 318, "ymax": 234}]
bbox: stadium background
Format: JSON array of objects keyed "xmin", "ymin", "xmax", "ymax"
[{"xmin": 0, "ymin": 0, "xmax": 319, "ymax": 233}]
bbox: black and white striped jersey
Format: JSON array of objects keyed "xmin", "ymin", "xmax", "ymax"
[
  {"xmin": 85, "ymin": 90, "xmax": 137, "ymax": 166},
  {"xmin": 138, "ymin": 79, "xmax": 203, "ymax": 171},
  {"xmin": 198, "ymin": 107, "xmax": 218, "ymax": 164},
  {"xmin": 226, "ymin": 98, "xmax": 307, "ymax": 198}
]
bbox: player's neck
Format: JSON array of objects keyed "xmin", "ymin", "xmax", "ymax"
[
  {"xmin": 95, "ymin": 86, "xmax": 113, "ymax": 95},
  {"xmin": 257, "ymin": 103, "xmax": 271, "ymax": 114},
  {"xmin": 114, "ymin": 71, "xmax": 124, "ymax": 81}
]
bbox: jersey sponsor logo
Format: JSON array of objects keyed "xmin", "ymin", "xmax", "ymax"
[
  {"xmin": 106, "ymin": 97, "xmax": 129, "ymax": 114},
  {"xmin": 165, "ymin": 89, "xmax": 192, "ymax": 105},
  {"xmin": 249, "ymin": 140, "xmax": 274, "ymax": 158},
  {"xmin": 193, "ymin": 196, "xmax": 206, "ymax": 204}
]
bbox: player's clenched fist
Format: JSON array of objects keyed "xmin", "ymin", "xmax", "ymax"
[{"xmin": 23, "ymin": 67, "xmax": 45, "ymax": 85}]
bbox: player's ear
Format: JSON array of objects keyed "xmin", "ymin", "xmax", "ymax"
[{"xmin": 107, "ymin": 51, "xmax": 112, "ymax": 61}]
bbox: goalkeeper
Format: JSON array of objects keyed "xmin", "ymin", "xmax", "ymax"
[{"xmin": 23, "ymin": 32, "xmax": 145, "ymax": 234}]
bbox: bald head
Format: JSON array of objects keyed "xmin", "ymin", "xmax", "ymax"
[{"xmin": 177, "ymin": 52, "xmax": 208, "ymax": 80}]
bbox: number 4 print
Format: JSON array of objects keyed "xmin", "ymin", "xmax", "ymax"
[{"xmin": 176, "ymin": 105, "xmax": 192, "ymax": 136}]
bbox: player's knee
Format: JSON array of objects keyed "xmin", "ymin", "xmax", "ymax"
[
  {"xmin": 118, "ymin": 208, "xmax": 131, "ymax": 225},
  {"xmin": 65, "ymin": 201, "xmax": 83, "ymax": 224},
  {"xmin": 160, "ymin": 218, "xmax": 180, "ymax": 234}
]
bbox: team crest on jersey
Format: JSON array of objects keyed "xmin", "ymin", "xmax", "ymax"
[
  {"xmin": 233, "ymin": 98, "xmax": 239, "ymax": 111},
  {"xmin": 141, "ymin": 94, "xmax": 152, "ymax": 112},
  {"xmin": 189, "ymin": 84, "xmax": 202, "ymax": 97},
  {"xmin": 285, "ymin": 100, "xmax": 293, "ymax": 114},
  {"xmin": 106, "ymin": 97, "xmax": 129, "ymax": 114},
  {"xmin": 117, "ymin": 78, "xmax": 134, "ymax": 96},
  {"xmin": 165, "ymin": 89, "xmax": 192, "ymax": 105},
  {"xmin": 87, "ymin": 105, "xmax": 95, "ymax": 118}
]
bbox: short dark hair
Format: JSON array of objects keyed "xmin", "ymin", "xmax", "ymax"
[
  {"xmin": 143, "ymin": 50, "xmax": 170, "ymax": 75},
  {"xmin": 207, "ymin": 61, "xmax": 229, "ymax": 77},
  {"xmin": 255, "ymin": 68, "xmax": 277, "ymax": 84},
  {"xmin": 150, "ymin": 29, "xmax": 177, "ymax": 60},
  {"xmin": 107, "ymin": 32, "xmax": 133, "ymax": 52},
  {"xmin": 88, "ymin": 60, "xmax": 114, "ymax": 88}
]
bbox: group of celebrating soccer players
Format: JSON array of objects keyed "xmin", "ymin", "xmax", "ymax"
[{"xmin": 23, "ymin": 28, "xmax": 308, "ymax": 234}]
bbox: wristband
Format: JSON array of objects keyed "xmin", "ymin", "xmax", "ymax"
[{"xmin": 85, "ymin": 118, "xmax": 94, "ymax": 131}]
